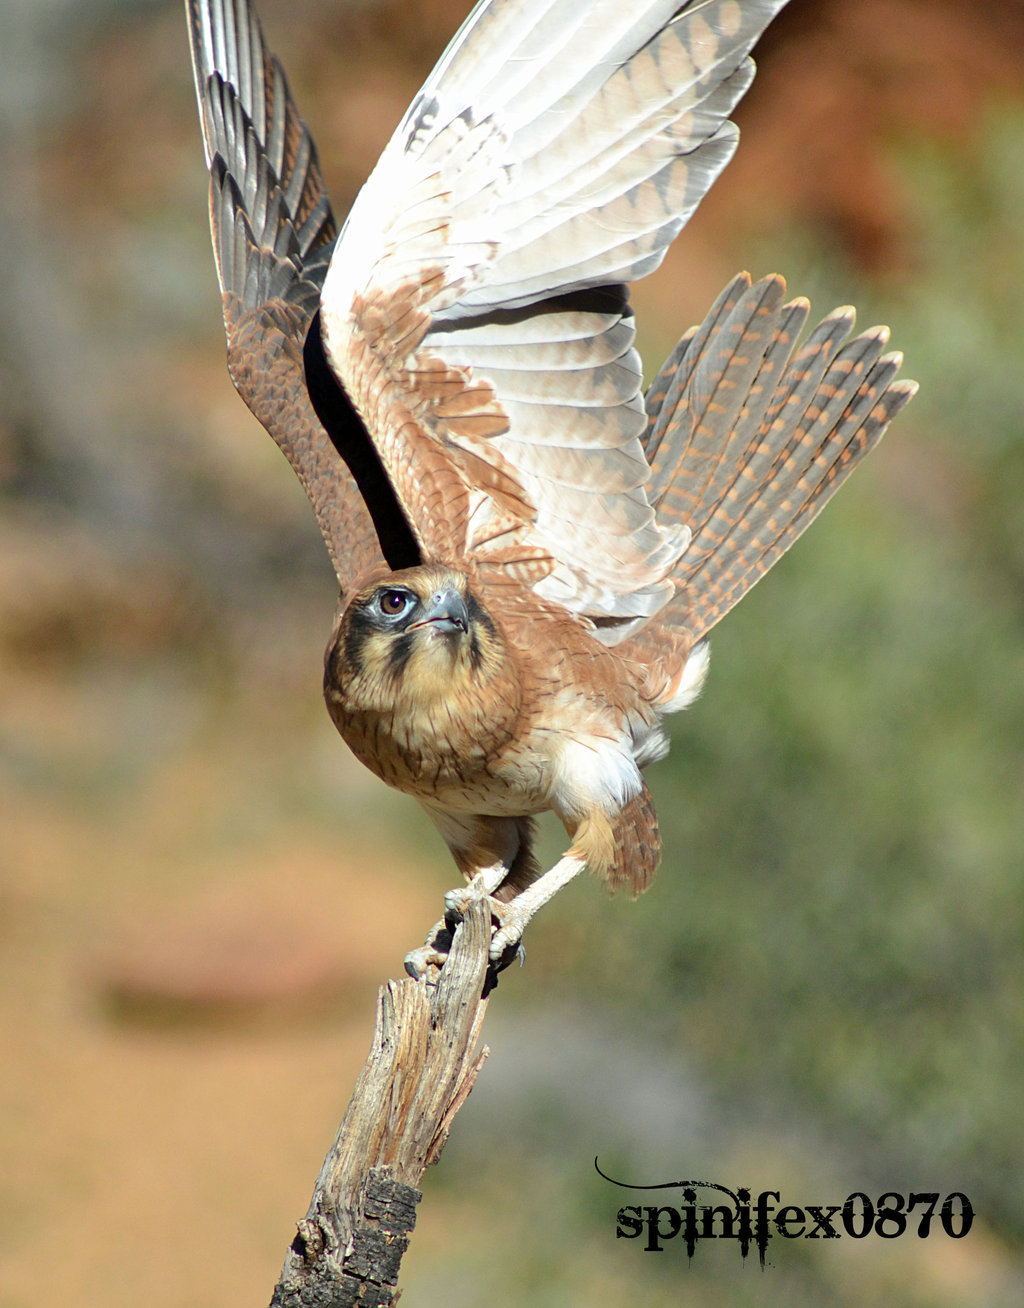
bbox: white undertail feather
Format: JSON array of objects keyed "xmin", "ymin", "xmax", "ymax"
[{"xmin": 553, "ymin": 733, "xmax": 644, "ymax": 819}]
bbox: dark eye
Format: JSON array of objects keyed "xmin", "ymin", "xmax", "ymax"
[{"xmin": 376, "ymin": 588, "xmax": 412, "ymax": 618}]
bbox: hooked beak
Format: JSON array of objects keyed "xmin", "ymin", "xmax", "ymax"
[{"xmin": 410, "ymin": 587, "xmax": 469, "ymax": 636}]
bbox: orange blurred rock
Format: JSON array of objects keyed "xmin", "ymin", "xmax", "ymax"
[{"xmin": 96, "ymin": 846, "xmax": 440, "ymax": 1027}]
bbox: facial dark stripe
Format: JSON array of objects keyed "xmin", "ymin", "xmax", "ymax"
[
  {"xmin": 466, "ymin": 592, "xmax": 496, "ymax": 639},
  {"xmin": 387, "ymin": 631, "xmax": 417, "ymax": 679},
  {"xmin": 341, "ymin": 606, "xmax": 376, "ymax": 674}
]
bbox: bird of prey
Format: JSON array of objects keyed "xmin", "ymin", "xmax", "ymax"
[{"xmin": 186, "ymin": 0, "xmax": 915, "ymax": 977}]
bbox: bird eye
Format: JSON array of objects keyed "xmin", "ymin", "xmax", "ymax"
[{"xmin": 376, "ymin": 588, "xmax": 412, "ymax": 618}]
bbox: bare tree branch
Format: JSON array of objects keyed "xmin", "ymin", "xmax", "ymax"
[{"xmin": 269, "ymin": 900, "xmax": 492, "ymax": 1306}]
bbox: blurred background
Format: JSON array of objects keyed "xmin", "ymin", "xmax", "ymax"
[{"xmin": 2, "ymin": 0, "xmax": 1023, "ymax": 1303}]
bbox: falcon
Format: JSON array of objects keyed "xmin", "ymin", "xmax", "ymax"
[{"xmin": 186, "ymin": 0, "xmax": 916, "ymax": 977}]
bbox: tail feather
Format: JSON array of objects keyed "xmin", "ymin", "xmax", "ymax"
[{"xmin": 603, "ymin": 780, "xmax": 661, "ymax": 897}]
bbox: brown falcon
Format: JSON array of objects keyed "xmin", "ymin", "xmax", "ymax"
[{"xmin": 186, "ymin": 0, "xmax": 916, "ymax": 976}]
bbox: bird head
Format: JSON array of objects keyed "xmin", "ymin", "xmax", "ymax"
[{"xmin": 323, "ymin": 564, "xmax": 509, "ymax": 715}]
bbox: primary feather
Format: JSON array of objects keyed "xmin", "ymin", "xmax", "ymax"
[{"xmin": 187, "ymin": 0, "xmax": 391, "ymax": 586}]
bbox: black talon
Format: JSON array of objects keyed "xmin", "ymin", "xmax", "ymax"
[
  {"xmin": 494, "ymin": 936, "xmax": 524, "ymax": 973},
  {"xmin": 431, "ymin": 924, "xmax": 455, "ymax": 954}
]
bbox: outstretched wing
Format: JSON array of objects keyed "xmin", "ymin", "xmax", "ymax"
[
  {"xmin": 187, "ymin": 0, "xmax": 386, "ymax": 589},
  {"xmin": 320, "ymin": 0, "xmax": 788, "ymax": 630},
  {"xmin": 621, "ymin": 273, "xmax": 917, "ymax": 706}
]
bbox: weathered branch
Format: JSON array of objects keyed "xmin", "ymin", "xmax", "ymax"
[{"xmin": 269, "ymin": 900, "xmax": 493, "ymax": 1307}]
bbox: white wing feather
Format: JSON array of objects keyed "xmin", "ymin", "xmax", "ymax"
[{"xmin": 321, "ymin": 0, "xmax": 787, "ymax": 634}]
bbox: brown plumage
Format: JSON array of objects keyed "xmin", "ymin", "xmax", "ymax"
[
  {"xmin": 323, "ymin": 563, "xmax": 663, "ymax": 902},
  {"xmin": 187, "ymin": 0, "xmax": 917, "ymax": 974}
]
